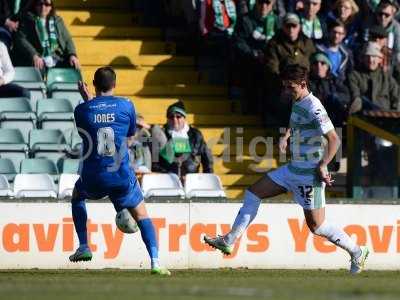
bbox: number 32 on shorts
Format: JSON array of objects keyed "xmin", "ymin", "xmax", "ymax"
[{"xmin": 298, "ymin": 185, "xmax": 313, "ymax": 205}]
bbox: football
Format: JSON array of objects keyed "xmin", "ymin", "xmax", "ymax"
[{"xmin": 115, "ymin": 208, "xmax": 139, "ymax": 234}]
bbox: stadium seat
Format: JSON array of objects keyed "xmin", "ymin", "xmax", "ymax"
[
  {"xmin": 70, "ymin": 130, "xmax": 83, "ymax": 154},
  {"xmin": 0, "ymin": 98, "xmax": 37, "ymax": 141},
  {"xmin": 58, "ymin": 173, "xmax": 80, "ymax": 199},
  {"xmin": 36, "ymin": 98, "xmax": 75, "ymax": 130},
  {"xmin": 46, "ymin": 68, "xmax": 82, "ymax": 92},
  {"xmin": 0, "ymin": 174, "xmax": 13, "ymax": 196},
  {"xmin": 0, "ymin": 152, "xmax": 26, "ymax": 173},
  {"xmin": 50, "ymin": 90, "xmax": 83, "ymax": 108},
  {"xmin": 141, "ymin": 173, "xmax": 185, "ymax": 198},
  {"xmin": 59, "ymin": 158, "xmax": 80, "ymax": 174},
  {"xmin": 0, "ymin": 128, "xmax": 28, "ymax": 151},
  {"xmin": 0, "ymin": 158, "xmax": 18, "ymax": 181},
  {"xmin": 13, "ymin": 173, "xmax": 57, "ymax": 198},
  {"xmin": 29, "ymin": 129, "xmax": 70, "ymax": 153},
  {"xmin": 20, "ymin": 158, "xmax": 58, "ymax": 182},
  {"xmin": 12, "ymin": 67, "xmax": 46, "ymax": 102},
  {"xmin": 184, "ymin": 173, "xmax": 226, "ymax": 199}
]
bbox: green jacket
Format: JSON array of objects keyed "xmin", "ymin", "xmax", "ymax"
[
  {"xmin": 14, "ymin": 12, "xmax": 76, "ymax": 65},
  {"xmin": 348, "ymin": 67, "xmax": 400, "ymax": 111},
  {"xmin": 265, "ymin": 31, "xmax": 316, "ymax": 76}
]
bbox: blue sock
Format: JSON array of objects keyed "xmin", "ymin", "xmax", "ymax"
[
  {"xmin": 137, "ymin": 218, "xmax": 159, "ymax": 268},
  {"xmin": 72, "ymin": 198, "xmax": 88, "ymax": 249}
]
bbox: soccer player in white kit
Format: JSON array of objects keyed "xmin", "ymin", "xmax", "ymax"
[{"xmin": 204, "ymin": 64, "xmax": 369, "ymax": 274}]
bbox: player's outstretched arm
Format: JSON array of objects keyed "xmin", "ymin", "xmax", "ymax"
[
  {"xmin": 318, "ymin": 129, "xmax": 340, "ymax": 186},
  {"xmin": 78, "ymin": 81, "xmax": 93, "ymax": 102}
]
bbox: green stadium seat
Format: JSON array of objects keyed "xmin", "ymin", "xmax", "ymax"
[
  {"xmin": 59, "ymin": 158, "xmax": 80, "ymax": 174},
  {"xmin": 71, "ymin": 130, "xmax": 82, "ymax": 154},
  {"xmin": 50, "ymin": 90, "xmax": 83, "ymax": 108},
  {"xmin": 0, "ymin": 158, "xmax": 18, "ymax": 181},
  {"xmin": 29, "ymin": 129, "xmax": 69, "ymax": 152},
  {"xmin": 0, "ymin": 98, "xmax": 36, "ymax": 141},
  {"xmin": 46, "ymin": 68, "xmax": 82, "ymax": 92},
  {"xmin": 0, "ymin": 152, "xmax": 26, "ymax": 172},
  {"xmin": 36, "ymin": 98, "xmax": 75, "ymax": 130},
  {"xmin": 0, "ymin": 128, "xmax": 28, "ymax": 151},
  {"xmin": 20, "ymin": 158, "xmax": 58, "ymax": 181},
  {"xmin": 12, "ymin": 67, "xmax": 46, "ymax": 102},
  {"xmin": 13, "ymin": 67, "xmax": 43, "ymax": 82}
]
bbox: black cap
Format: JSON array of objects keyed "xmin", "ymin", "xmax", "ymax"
[{"xmin": 166, "ymin": 100, "xmax": 187, "ymax": 117}]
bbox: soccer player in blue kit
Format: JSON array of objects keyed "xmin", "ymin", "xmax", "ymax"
[{"xmin": 69, "ymin": 66, "xmax": 170, "ymax": 275}]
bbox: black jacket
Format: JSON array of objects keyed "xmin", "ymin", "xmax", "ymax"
[{"xmin": 152, "ymin": 126, "xmax": 214, "ymax": 175}]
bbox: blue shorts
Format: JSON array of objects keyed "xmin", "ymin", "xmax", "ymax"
[{"xmin": 74, "ymin": 176, "xmax": 144, "ymax": 212}]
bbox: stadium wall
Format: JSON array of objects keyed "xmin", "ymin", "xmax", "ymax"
[{"xmin": 0, "ymin": 202, "xmax": 399, "ymax": 270}]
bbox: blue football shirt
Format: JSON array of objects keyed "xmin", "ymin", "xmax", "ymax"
[{"xmin": 74, "ymin": 95, "xmax": 136, "ymax": 191}]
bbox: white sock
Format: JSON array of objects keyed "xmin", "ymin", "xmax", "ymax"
[
  {"xmin": 224, "ymin": 190, "xmax": 261, "ymax": 245},
  {"xmin": 151, "ymin": 258, "xmax": 160, "ymax": 269},
  {"xmin": 314, "ymin": 220, "xmax": 360, "ymax": 257}
]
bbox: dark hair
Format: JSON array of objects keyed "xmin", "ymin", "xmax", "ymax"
[
  {"xmin": 31, "ymin": 0, "xmax": 56, "ymax": 17},
  {"xmin": 280, "ymin": 64, "xmax": 309, "ymax": 84},
  {"xmin": 328, "ymin": 19, "xmax": 347, "ymax": 33},
  {"xmin": 93, "ymin": 66, "xmax": 116, "ymax": 92}
]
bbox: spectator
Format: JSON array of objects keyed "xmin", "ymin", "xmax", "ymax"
[
  {"xmin": 364, "ymin": 0, "xmax": 400, "ymax": 65},
  {"xmin": 128, "ymin": 114, "xmax": 152, "ymax": 174},
  {"xmin": 0, "ymin": 40, "xmax": 30, "ymax": 97},
  {"xmin": 348, "ymin": 42, "xmax": 400, "ymax": 114},
  {"xmin": 265, "ymin": 13, "xmax": 316, "ymax": 77},
  {"xmin": 308, "ymin": 51, "xmax": 351, "ymax": 126},
  {"xmin": 316, "ymin": 20, "xmax": 353, "ymax": 81},
  {"xmin": 326, "ymin": 0, "xmax": 361, "ymax": 48},
  {"xmin": 152, "ymin": 101, "xmax": 213, "ymax": 178},
  {"xmin": 300, "ymin": 0, "xmax": 327, "ymax": 41},
  {"xmin": 199, "ymin": 0, "xmax": 237, "ymax": 37},
  {"xmin": 265, "ymin": 13, "xmax": 315, "ymax": 124},
  {"xmin": 13, "ymin": 0, "xmax": 80, "ymax": 70},
  {"xmin": 0, "ymin": 0, "xmax": 30, "ymax": 48},
  {"xmin": 234, "ymin": 0, "xmax": 278, "ymax": 113}
]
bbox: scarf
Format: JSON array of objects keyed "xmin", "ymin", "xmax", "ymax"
[
  {"xmin": 254, "ymin": 13, "xmax": 277, "ymax": 41},
  {"xmin": 301, "ymin": 16, "xmax": 323, "ymax": 40},
  {"xmin": 213, "ymin": 0, "xmax": 237, "ymax": 35},
  {"xmin": 161, "ymin": 123, "xmax": 192, "ymax": 163},
  {"xmin": 13, "ymin": 0, "xmax": 21, "ymax": 14},
  {"xmin": 35, "ymin": 16, "xmax": 58, "ymax": 57}
]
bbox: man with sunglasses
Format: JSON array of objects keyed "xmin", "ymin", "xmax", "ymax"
[
  {"xmin": 364, "ymin": 0, "xmax": 400, "ymax": 67},
  {"xmin": 152, "ymin": 101, "xmax": 213, "ymax": 178}
]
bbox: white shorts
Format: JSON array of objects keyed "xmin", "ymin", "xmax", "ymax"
[{"xmin": 267, "ymin": 164, "xmax": 325, "ymax": 210}]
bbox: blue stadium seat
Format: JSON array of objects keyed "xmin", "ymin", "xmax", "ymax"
[
  {"xmin": 12, "ymin": 67, "xmax": 46, "ymax": 102},
  {"xmin": 20, "ymin": 158, "xmax": 59, "ymax": 181},
  {"xmin": 0, "ymin": 158, "xmax": 18, "ymax": 181}
]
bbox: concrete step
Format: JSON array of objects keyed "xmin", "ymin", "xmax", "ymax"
[
  {"xmin": 59, "ymin": 9, "xmax": 140, "ymax": 26},
  {"xmin": 82, "ymin": 68, "xmax": 202, "ymax": 85},
  {"xmin": 113, "ymin": 85, "xmax": 227, "ymax": 97},
  {"xmin": 219, "ymin": 174, "xmax": 262, "ymax": 186},
  {"xmin": 69, "ymin": 25, "xmax": 161, "ymax": 39},
  {"xmin": 79, "ymin": 53, "xmax": 194, "ymax": 68},
  {"xmin": 144, "ymin": 114, "xmax": 261, "ymax": 126},
  {"xmin": 56, "ymin": 0, "xmax": 129, "ymax": 9},
  {"xmin": 212, "ymin": 158, "xmax": 277, "ymax": 174},
  {"xmin": 198, "ymin": 127, "xmax": 278, "ymax": 144},
  {"xmin": 134, "ymin": 98, "xmax": 233, "ymax": 115},
  {"xmin": 75, "ymin": 38, "xmax": 175, "ymax": 55}
]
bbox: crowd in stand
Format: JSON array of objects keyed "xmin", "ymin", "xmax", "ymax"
[
  {"xmin": 0, "ymin": 0, "xmax": 214, "ymax": 180},
  {"xmin": 192, "ymin": 0, "xmax": 400, "ymax": 127}
]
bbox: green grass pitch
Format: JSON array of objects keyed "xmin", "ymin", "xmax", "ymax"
[{"xmin": 1, "ymin": 269, "xmax": 399, "ymax": 300}]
